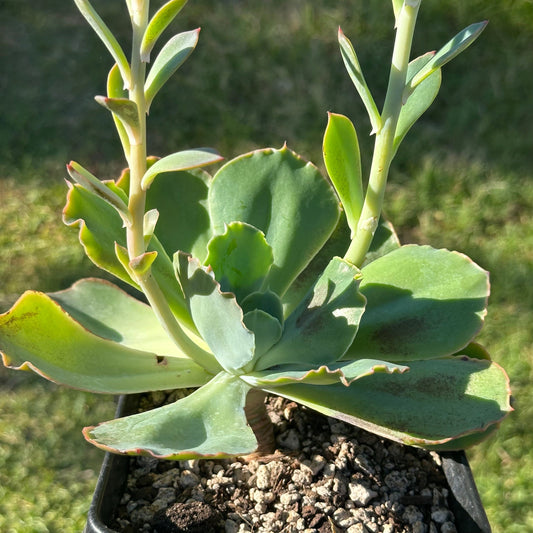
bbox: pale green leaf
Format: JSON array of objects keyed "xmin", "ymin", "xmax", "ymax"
[
  {"xmin": 0, "ymin": 281, "xmax": 211, "ymax": 394},
  {"xmin": 84, "ymin": 372, "xmax": 257, "ymax": 459},
  {"xmin": 107, "ymin": 64, "xmax": 131, "ymax": 161},
  {"xmin": 338, "ymin": 28, "xmax": 381, "ymax": 133},
  {"xmin": 256, "ymin": 257, "xmax": 366, "ymax": 370},
  {"xmin": 72, "ymin": 0, "xmax": 131, "ymax": 88},
  {"xmin": 409, "ymin": 21, "xmax": 488, "ymax": 90},
  {"xmin": 63, "ymin": 183, "xmax": 196, "ymax": 331},
  {"xmin": 393, "ymin": 53, "xmax": 442, "ymax": 155},
  {"xmin": 323, "ymin": 112, "xmax": 364, "ymax": 235},
  {"xmin": 66, "ymin": 161, "xmax": 131, "ymax": 225},
  {"xmin": 243, "ymin": 310, "xmax": 282, "ymax": 359},
  {"xmin": 141, "ymin": 148, "xmax": 222, "ymax": 190},
  {"xmin": 266, "ymin": 357, "xmax": 512, "ymax": 450},
  {"xmin": 117, "ymin": 164, "xmax": 214, "ymax": 262},
  {"xmin": 346, "ymin": 245, "xmax": 489, "ymax": 361},
  {"xmin": 243, "ymin": 358, "xmax": 408, "ymax": 388},
  {"xmin": 94, "ymin": 96, "xmax": 139, "ymax": 143},
  {"xmin": 175, "ymin": 253, "xmax": 255, "ymax": 373},
  {"xmin": 209, "ymin": 146, "xmax": 340, "ymax": 296},
  {"xmin": 145, "ymin": 29, "xmax": 200, "ymax": 109},
  {"xmin": 141, "ymin": 0, "xmax": 189, "ymax": 62},
  {"xmin": 205, "ymin": 222, "xmax": 274, "ymax": 302}
]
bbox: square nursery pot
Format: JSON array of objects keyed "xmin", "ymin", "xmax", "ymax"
[{"xmin": 84, "ymin": 394, "xmax": 492, "ymax": 533}]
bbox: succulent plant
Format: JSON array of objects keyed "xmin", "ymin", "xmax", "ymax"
[{"xmin": 0, "ymin": 0, "xmax": 512, "ymax": 460}]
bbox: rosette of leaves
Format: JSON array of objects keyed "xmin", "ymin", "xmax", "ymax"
[{"xmin": 0, "ymin": 145, "xmax": 511, "ymax": 459}]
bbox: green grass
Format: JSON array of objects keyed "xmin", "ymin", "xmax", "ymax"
[{"xmin": 1, "ymin": 0, "xmax": 533, "ymax": 531}]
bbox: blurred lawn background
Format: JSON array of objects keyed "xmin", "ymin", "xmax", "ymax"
[{"xmin": 1, "ymin": 0, "xmax": 532, "ymax": 531}]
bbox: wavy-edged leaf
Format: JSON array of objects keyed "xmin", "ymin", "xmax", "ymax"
[
  {"xmin": 256, "ymin": 257, "xmax": 366, "ymax": 370},
  {"xmin": 209, "ymin": 146, "xmax": 340, "ymax": 296},
  {"xmin": 0, "ymin": 281, "xmax": 211, "ymax": 394},
  {"xmin": 141, "ymin": 0, "xmax": 189, "ymax": 62},
  {"xmin": 84, "ymin": 371, "xmax": 257, "ymax": 459},
  {"xmin": 141, "ymin": 148, "xmax": 222, "ymax": 190},
  {"xmin": 63, "ymin": 183, "xmax": 195, "ymax": 331},
  {"xmin": 393, "ymin": 53, "xmax": 442, "ymax": 155},
  {"xmin": 338, "ymin": 28, "xmax": 381, "ymax": 134},
  {"xmin": 205, "ymin": 222, "xmax": 274, "ymax": 302},
  {"xmin": 145, "ymin": 28, "xmax": 200, "ymax": 110},
  {"xmin": 73, "ymin": 0, "xmax": 131, "ymax": 88},
  {"xmin": 323, "ymin": 112, "xmax": 364, "ymax": 235},
  {"xmin": 409, "ymin": 21, "xmax": 488, "ymax": 90},
  {"xmin": 107, "ymin": 64, "xmax": 131, "ymax": 161},
  {"xmin": 66, "ymin": 161, "xmax": 131, "ymax": 225},
  {"xmin": 346, "ymin": 245, "xmax": 489, "ymax": 361},
  {"xmin": 243, "ymin": 358, "xmax": 408, "ymax": 388},
  {"xmin": 265, "ymin": 357, "xmax": 512, "ymax": 450},
  {"xmin": 175, "ymin": 253, "xmax": 255, "ymax": 373}
]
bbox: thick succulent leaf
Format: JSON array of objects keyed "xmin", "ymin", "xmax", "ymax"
[
  {"xmin": 265, "ymin": 357, "xmax": 512, "ymax": 450},
  {"xmin": 140, "ymin": 0, "xmax": 189, "ymax": 62},
  {"xmin": 118, "ymin": 164, "xmax": 213, "ymax": 261},
  {"xmin": 209, "ymin": 146, "xmax": 340, "ymax": 296},
  {"xmin": 73, "ymin": 0, "xmax": 131, "ymax": 88},
  {"xmin": 63, "ymin": 183, "xmax": 195, "ymax": 331},
  {"xmin": 241, "ymin": 290, "xmax": 284, "ymax": 324},
  {"xmin": 0, "ymin": 284, "xmax": 211, "ymax": 394},
  {"xmin": 243, "ymin": 358, "xmax": 408, "ymax": 388},
  {"xmin": 141, "ymin": 148, "xmax": 222, "ymax": 190},
  {"xmin": 393, "ymin": 53, "xmax": 442, "ymax": 155},
  {"xmin": 346, "ymin": 245, "xmax": 489, "ymax": 361},
  {"xmin": 409, "ymin": 21, "xmax": 488, "ymax": 89},
  {"xmin": 323, "ymin": 112, "xmax": 364, "ymax": 235},
  {"xmin": 145, "ymin": 29, "xmax": 200, "ymax": 109},
  {"xmin": 256, "ymin": 257, "xmax": 366, "ymax": 370},
  {"xmin": 175, "ymin": 253, "xmax": 255, "ymax": 373},
  {"xmin": 243, "ymin": 310, "xmax": 282, "ymax": 359},
  {"xmin": 282, "ymin": 216, "xmax": 398, "ymax": 316},
  {"xmin": 205, "ymin": 222, "xmax": 274, "ymax": 302},
  {"xmin": 66, "ymin": 161, "xmax": 131, "ymax": 225},
  {"xmin": 84, "ymin": 372, "xmax": 257, "ymax": 459},
  {"xmin": 338, "ymin": 28, "xmax": 381, "ymax": 133}
]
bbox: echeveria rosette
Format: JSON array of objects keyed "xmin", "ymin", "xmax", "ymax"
[{"xmin": 0, "ymin": 145, "xmax": 512, "ymax": 459}]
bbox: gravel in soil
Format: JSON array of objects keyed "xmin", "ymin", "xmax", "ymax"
[{"xmin": 111, "ymin": 393, "xmax": 457, "ymax": 533}]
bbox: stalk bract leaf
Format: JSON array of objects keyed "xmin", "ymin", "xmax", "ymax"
[{"xmin": 141, "ymin": 0, "xmax": 189, "ymax": 62}]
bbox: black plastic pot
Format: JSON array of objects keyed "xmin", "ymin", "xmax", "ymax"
[{"xmin": 84, "ymin": 395, "xmax": 492, "ymax": 533}]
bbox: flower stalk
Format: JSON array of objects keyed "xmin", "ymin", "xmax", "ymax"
[{"xmin": 344, "ymin": 0, "xmax": 421, "ymax": 267}]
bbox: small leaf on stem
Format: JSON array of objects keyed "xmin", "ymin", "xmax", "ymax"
[
  {"xmin": 323, "ymin": 112, "xmax": 364, "ymax": 236},
  {"xmin": 145, "ymin": 29, "xmax": 201, "ymax": 110},
  {"xmin": 408, "ymin": 21, "xmax": 488, "ymax": 91},
  {"xmin": 141, "ymin": 0, "xmax": 189, "ymax": 62},
  {"xmin": 72, "ymin": 0, "xmax": 131, "ymax": 89},
  {"xmin": 130, "ymin": 251, "xmax": 158, "ymax": 277},
  {"xmin": 393, "ymin": 53, "xmax": 442, "ymax": 155},
  {"xmin": 143, "ymin": 208, "xmax": 160, "ymax": 245},
  {"xmin": 338, "ymin": 28, "xmax": 381, "ymax": 134},
  {"xmin": 141, "ymin": 148, "xmax": 223, "ymax": 190},
  {"xmin": 94, "ymin": 96, "xmax": 140, "ymax": 142},
  {"xmin": 107, "ymin": 64, "xmax": 131, "ymax": 162},
  {"xmin": 67, "ymin": 161, "xmax": 132, "ymax": 225}
]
